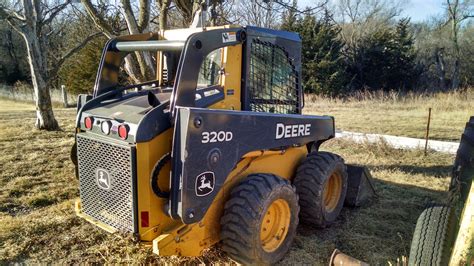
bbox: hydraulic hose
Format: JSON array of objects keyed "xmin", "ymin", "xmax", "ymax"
[{"xmin": 150, "ymin": 153, "xmax": 171, "ymax": 198}]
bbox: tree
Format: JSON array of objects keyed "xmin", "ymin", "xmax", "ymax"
[
  {"xmin": 394, "ymin": 18, "xmax": 420, "ymax": 89},
  {"xmin": 0, "ymin": 22, "xmax": 29, "ymax": 84},
  {"xmin": 282, "ymin": 10, "xmax": 347, "ymax": 95},
  {"xmin": 0, "ymin": 1, "xmax": 98, "ymax": 130},
  {"xmin": 59, "ymin": 36, "xmax": 106, "ymax": 96},
  {"xmin": 80, "ymin": 0, "xmax": 155, "ymax": 82},
  {"xmin": 335, "ymin": 0, "xmax": 406, "ymax": 74},
  {"xmin": 157, "ymin": 0, "xmax": 171, "ymax": 30},
  {"xmin": 346, "ymin": 19, "xmax": 420, "ymax": 91},
  {"xmin": 280, "ymin": 0, "xmax": 298, "ymax": 30},
  {"xmin": 232, "ymin": 0, "xmax": 285, "ymax": 28},
  {"xmin": 445, "ymin": 0, "xmax": 473, "ymax": 89},
  {"xmin": 174, "ymin": 0, "xmax": 202, "ymax": 25}
]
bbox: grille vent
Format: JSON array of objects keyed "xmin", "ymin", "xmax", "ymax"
[{"xmin": 77, "ymin": 134, "xmax": 136, "ymax": 233}]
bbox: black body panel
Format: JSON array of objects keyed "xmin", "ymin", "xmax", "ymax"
[{"xmin": 170, "ymin": 107, "xmax": 335, "ymax": 223}]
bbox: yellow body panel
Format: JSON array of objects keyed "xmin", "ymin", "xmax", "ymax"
[
  {"xmin": 135, "ymin": 128, "xmax": 180, "ymax": 241},
  {"xmin": 152, "ymin": 146, "xmax": 308, "ymax": 256},
  {"xmin": 208, "ymin": 44, "xmax": 242, "ymax": 110}
]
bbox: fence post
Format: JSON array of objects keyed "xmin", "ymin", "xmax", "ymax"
[
  {"xmin": 424, "ymin": 108, "xmax": 432, "ymax": 156},
  {"xmin": 61, "ymin": 85, "xmax": 68, "ymax": 108}
]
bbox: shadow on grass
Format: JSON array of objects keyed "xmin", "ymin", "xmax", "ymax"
[
  {"xmin": 284, "ymin": 178, "xmax": 448, "ymax": 265},
  {"xmin": 369, "ymin": 164, "xmax": 453, "ymax": 178}
]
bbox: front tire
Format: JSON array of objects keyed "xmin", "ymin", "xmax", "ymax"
[
  {"xmin": 220, "ymin": 173, "xmax": 299, "ymax": 265},
  {"xmin": 294, "ymin": 151, "xmax": 348, "ymax": 227}
]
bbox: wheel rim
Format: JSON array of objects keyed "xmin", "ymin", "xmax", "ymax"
[
  {"xmin": 260, "ymin": 199, "xmax": 291, "ymax": 252},
  {"xmin": 323, "ymin": 171, "xmax": 342, "ymax": 212}
]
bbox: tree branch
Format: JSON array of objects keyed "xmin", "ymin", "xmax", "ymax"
[
  {"xmin": 274, "ymin": 0, "xmax": 328, "ymax": 15},
  {"xmin": 80, "ymin": 0, "xmax": 116, "ymax": 38},
  {"xmin": 461, "ymin": 14, "xmax": 474, "ymax": 20},
  {"xmin": 138, "ymin": 0, "xmax": 150, "ymax": 32},
  {"xmin": 42, "ymin": 0, "xmax": 72, "ymax": 25},
  {"xmin": 120, "ymin": 0, "xmax": 140, "ymax": 34},
  {"xmin": 48, "ymin": 32, "xmax": 102, "ymax": 80},
  {"xmin": 0, "ymin": 5, "xmax": 26, "ymax": 24}
]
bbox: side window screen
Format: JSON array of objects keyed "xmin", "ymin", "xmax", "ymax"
[
  {"xmin": 197, "ymin": 48, "xmax": 223, "ymax": 88},
  {"xmin": 248, "ymin": 39, "xmax": 299, "ymax": 114}
]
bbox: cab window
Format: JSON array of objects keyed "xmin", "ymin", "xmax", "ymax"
[
  {"xmin": 197, "ymin": 48, "xmax": 223, "ymax": 88},
  {"xmin": 248, "ymin": 39, "xmax": 299, "ymax": 114}
]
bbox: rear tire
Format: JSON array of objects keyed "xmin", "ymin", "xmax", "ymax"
[
  {"xmin": 220, "ymin": 173, "xmax": 299, "ymax": 265},
  {"xmin": 294, "ymin": 151, "xmax": 348, "ymax": 227},
  {"xmin": 408, "ymin": 206, "xmax": 456, "ymax": 266}
]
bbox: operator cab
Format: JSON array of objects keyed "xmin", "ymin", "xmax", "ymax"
[
  {"xmin": 76, "ymin": 27, "xmax": 235, "ymax": 143},
  {"xmin": 76, "ymin": 26, "xmax": 303, "ymax": 144}
]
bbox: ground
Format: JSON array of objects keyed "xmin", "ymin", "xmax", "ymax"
[{"xmin": 0, "ymin": 94, "xmax": 466, "ymax": 264}]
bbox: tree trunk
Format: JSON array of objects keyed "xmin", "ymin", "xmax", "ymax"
[
  {"xmin": 23, "ymin": 31, "xmax": 59, "ymax": 130},
  {"xmin": 451, "ymin": 19, "xmax": 461, "ymax": 90},
  {"xmin": 434, "ymin": 48, "xmax": 448, "ymax": 92},
  {"xmin": 81, "ymin": 0, "xmax": 152, "ymax": 82},
  {"xmin": 452, "ymin": 59, "xmax": 460, "ymax": 90},
  {"xmin": 121, "ymin": 0, "xmax": 155, "ymax": 81},
  {"xmin": 159, "ymin": 0, "xmax": 171, "ymax": 30}
]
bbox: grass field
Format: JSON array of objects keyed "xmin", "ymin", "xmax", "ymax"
[
  {"xmin": 305, "ymin": 89, "xmax": 473, "ymax": 141},
  {"xmin": 0, "ymin": 97, "xmax": 460, "ymax": 264}
]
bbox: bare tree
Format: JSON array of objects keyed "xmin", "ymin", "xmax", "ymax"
[
  {"xmin": 334, "ymin": 0, "xmax": 405, "ymax": 71},
  {"xmin": 0, "ymin": 1, "xmax": 98, "ymax": 130},
  {"xmin": 81, "ymin": 0, "xmax": 156, "ymax": 82},
  {"xmin": 231, "ymin": 0, "xmax": 284, "ymax": 28},
  {"xmin": 335, "ymin": 0, "xmax": 405, "ymax": 46},
  {"xmin": 174, "ymin": 0, "xmax": 201, "ymax": 25},
  {"xmin": 156, "ymin": 0, "xmax": 171, "ymax": 30},
  {"xmin": 445, "ymin": 0, "xmax": 473, "ymax": 89}
]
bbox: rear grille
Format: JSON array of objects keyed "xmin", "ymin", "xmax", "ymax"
[{"xmin": 76, "ymin": 134, "xmax": 137, "ymax": 233}]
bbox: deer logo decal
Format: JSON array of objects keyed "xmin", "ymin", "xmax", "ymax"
[
  {"xmin": 96, "ymin": 168, "xmax": 112, "ymax": 190},
  {"xmin": 195, "ymin": 172, "xmax": 215, "ymax": 196}
]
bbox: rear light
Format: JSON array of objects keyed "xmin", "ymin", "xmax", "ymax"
[
  {"xmin": 84, "ymin": 117, "xmax": 93, "ymax": 130},
  {"xmin": 101, "ymin": 120, "xmax": 112, "ymax": 135},
  {"xmin": 118, "ymin": 124, "xmax": 129, "ymax": 140},
  {"xmin": 141, "ymin": 211, "xmax": 149, "ymax": 227}
]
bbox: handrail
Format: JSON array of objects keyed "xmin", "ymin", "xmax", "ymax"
[{"xmin": 111, "ymin": 40, "xmax": 185, "ymax": 52}]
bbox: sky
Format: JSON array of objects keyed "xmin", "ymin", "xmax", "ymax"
[
  {"xmin": 298, "ymin": 0, "xmax": 446, "ymax": 22},
  {"xmin": 402, "ymin": 0, "xmax": 445, "ymax": 21}
]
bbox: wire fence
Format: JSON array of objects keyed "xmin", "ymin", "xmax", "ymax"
[{"xmin": 0, "ymin": 83, "xmax": 77, "ymax": 106}]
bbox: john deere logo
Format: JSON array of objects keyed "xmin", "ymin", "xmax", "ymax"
[
  {"xmin": 96, "ymin": 168, "xmax": 112, "ymax": 190},
  {"xmin": 195, "ymin": 172, "xmax": 215, "ymax": 197}
]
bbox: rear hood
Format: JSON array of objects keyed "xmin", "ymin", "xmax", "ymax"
[{"xmin": 78, "ymin": 90, "xmax": 172, "ymax": 143}]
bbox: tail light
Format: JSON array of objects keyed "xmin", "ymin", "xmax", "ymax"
[
  {"xmin": 84, "ymin": 117, "xmax": 93, "ymax": 130},
  {"xmin": 141, "ymin": 211, "xmax": 149, "ymax": 227},
  {"xmin": 118, "ymin": 124, "xmax": 129, "ymax": 140}
]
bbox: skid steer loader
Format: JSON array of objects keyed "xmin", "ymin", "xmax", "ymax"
[{"xmin": 72, "ymin": 24, "xmax": 349, "ymax": 264}]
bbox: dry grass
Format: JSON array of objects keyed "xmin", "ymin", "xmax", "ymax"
[
  {"xmin": 304, "ymin": 89, "xmax": 473, "ymax": 141},
  {"xmin": 0, "ymin": 83, "xmax": 77, "ymax": 106},
  {"xmin": 0, "ymin": 98, "xmax": 455, "ymax": 264}
]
